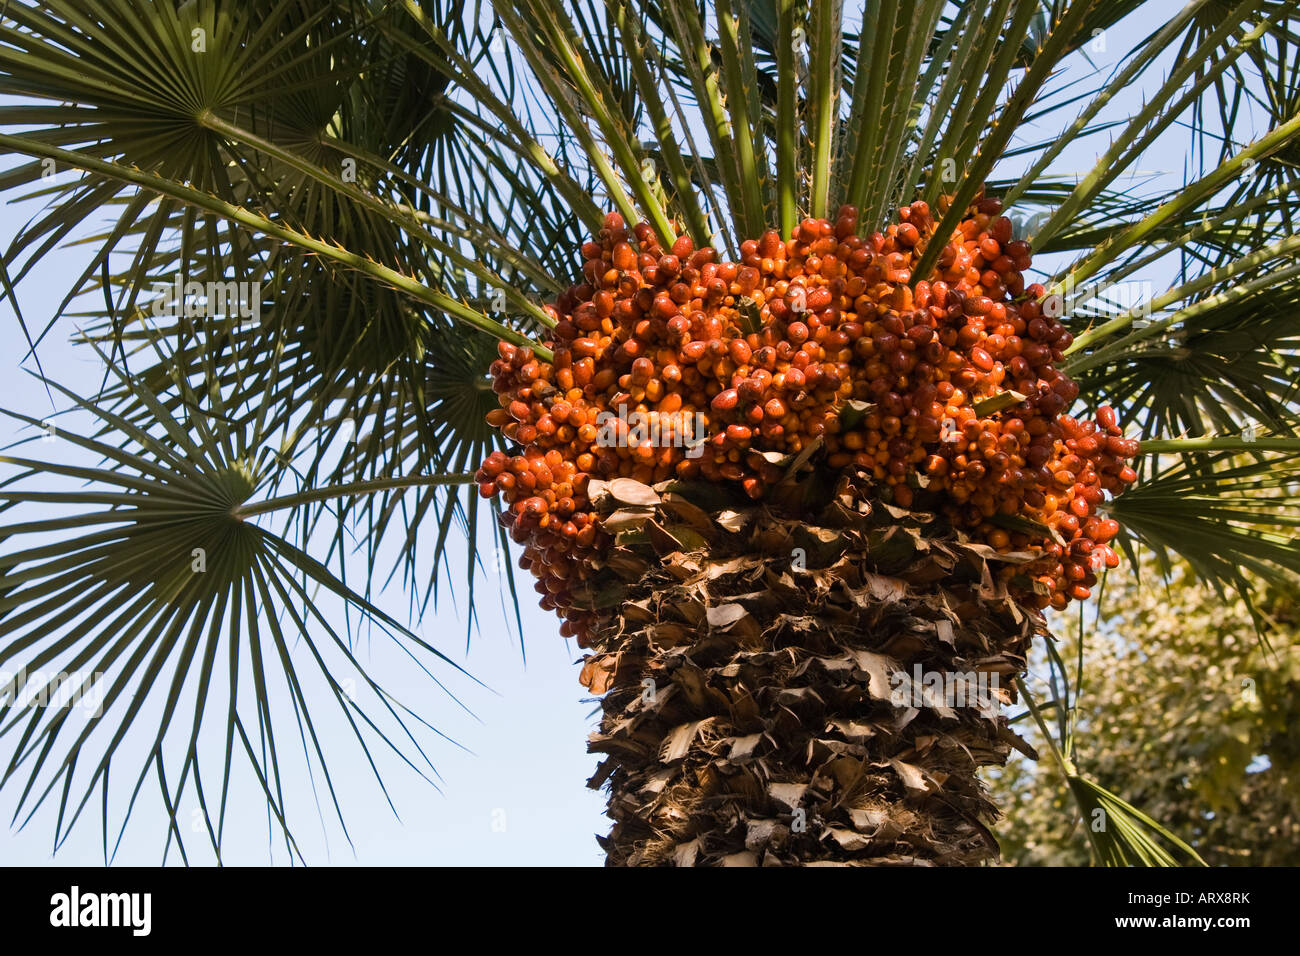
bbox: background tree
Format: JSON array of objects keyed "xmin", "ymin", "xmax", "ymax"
[{"xmin": 992, "ymin": 556, "xmax": 1300, "ymax": 866}]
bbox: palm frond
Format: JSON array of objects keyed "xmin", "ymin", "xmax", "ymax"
[
  {"xmin": 1110, "ymin": 443, "xmax": 1300, "ymax": 604},
  {"xmin": 0, "ymin": 343, "xmax": 470, "ymax": 861},
  {"xmin": 1016, "ymin": 677, "xmax": 1206, "ymax": 866}
]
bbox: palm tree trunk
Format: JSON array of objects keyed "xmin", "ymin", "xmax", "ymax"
[{"xmin": 579, "ymin": 472, "xmax": 1042, "ymax": 866}]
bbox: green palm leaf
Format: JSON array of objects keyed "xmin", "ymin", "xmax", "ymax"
[
  {"xmin": 1017, "ymin": 677, "xmax": 1206, "ymax": 866},
  {"xmin": 1111, "ymin": 442, "xmax": 1300, "ymax": 604},
  {"xmin": 0, "ymin": 343, "xmax": 471, "ymax": 861}
]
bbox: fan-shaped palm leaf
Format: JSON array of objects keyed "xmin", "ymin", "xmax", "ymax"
[{"xmin": 0, "ymin": 342, "xmax": 472, "ymax": 861}]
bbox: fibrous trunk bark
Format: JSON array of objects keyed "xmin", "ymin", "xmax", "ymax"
[{"xmin": 579, "ymin": 472, "xmax": 1044, "ymax": 866}]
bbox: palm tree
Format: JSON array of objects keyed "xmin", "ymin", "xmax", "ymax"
[{"xmin": 0, "ymin": 0, "xmax": 1296, "ymax": 865}]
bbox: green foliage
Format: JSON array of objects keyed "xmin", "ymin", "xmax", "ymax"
[
  {"xmin": 0, "ymin": 343, "xmax": 471, "ymax": 862},
  {"xmin": 993, "ymin": 560, "xmax": 1300, "ymax": 866}
]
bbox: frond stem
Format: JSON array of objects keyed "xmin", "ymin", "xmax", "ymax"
[{"xmin": 236, "ymin": 474, "xmax": 477, "ymax": 519}]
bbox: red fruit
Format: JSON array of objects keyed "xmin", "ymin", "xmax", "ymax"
[
  {"xmin": 970, "ymin": 347, "xmax": 994, "ymax": 372},
  {"xmin": 711, "ymin": 388, "xmax": 740, "ymax": 413},
  {"xmin": 482, "ymin": 203, "xmax": 1144, "ymax": 639},
  {"xmin": 1091, "ymin": 518, "xmax": 1116, "ymax": 542}
]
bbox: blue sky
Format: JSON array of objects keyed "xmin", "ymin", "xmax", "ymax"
[{"xmin": 0, "ymin": 0, "xmax": 1257, "ymax": 865}]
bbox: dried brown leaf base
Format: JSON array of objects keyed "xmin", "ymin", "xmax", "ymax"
[{"xmin": 577, "ymin": 471, "xmax": 1046, "ymax": 866}]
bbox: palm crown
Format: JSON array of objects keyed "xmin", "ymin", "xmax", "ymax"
[{"xmin": 0, "ymin": 0, "xmax": 1296, "ymax": 864}]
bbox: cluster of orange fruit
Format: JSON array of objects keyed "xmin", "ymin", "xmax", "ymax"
[{"xmin": 477, "ymin": 198, "xmax": 1139, "ymax": 644}]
